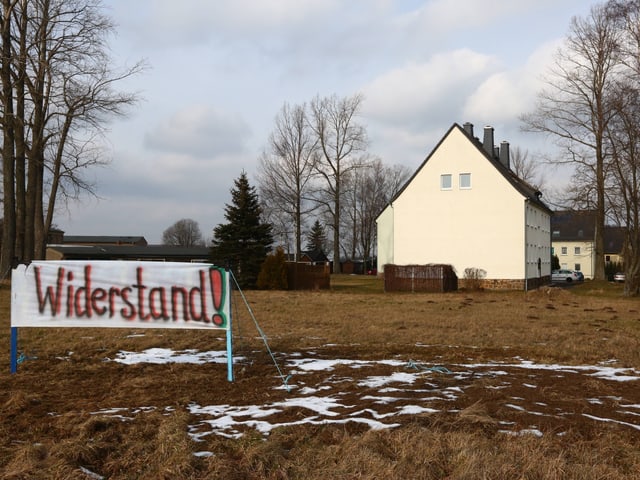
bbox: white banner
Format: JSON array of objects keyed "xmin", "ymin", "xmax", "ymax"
[{"xmin": 11, "ymin": 261, "xmax": 231, "ymax": 329}]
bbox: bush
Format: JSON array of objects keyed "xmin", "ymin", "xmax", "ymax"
[
  {"xmin": 257, "ymin": 247, "xmax": 288, "ymax": 290},
  {"xmin": 463, "ymin": 267, "xmax": 486, "ymax": 290}
]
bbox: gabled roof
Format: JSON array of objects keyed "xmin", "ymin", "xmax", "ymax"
[
  {"xmin": 379, "ymin": 122, "xmax": 552, "ymax": 218},
  {"xmin": 551, "ymin": 211, "xmax": 626, "ymax": 253},
  {"xmin": 284, "ymin": 249, "xmax": 329, "ymax": 263},
  {"xmin": 305, "ymin": 248, "xmax": 329, "ymax": 263},
  {"xmin": 551, "ymin": 211, "xmax": 596, "ymax": 241},
  {"xmin": 604, "ymin": 226, "xmax": 626, "ymax": 254}
]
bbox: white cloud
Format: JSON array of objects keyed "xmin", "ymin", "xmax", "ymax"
[
  {"xmin": 116, "ymin": 0, "xmax": 342, "ymax": 49},
  {"xmin": 144, "ymin": 106, "xmax": 251, "ymax": 158},
  {"xmin": 399, "ymin": 0, "xmax": 570, "ymax": 33},
  {"xmin": 463, "ymin": 38, "xmax": 564, "ymax": 125},
  {"xmin": 362, "ymin": 49, "xmax": 499, "ymax": 129}
]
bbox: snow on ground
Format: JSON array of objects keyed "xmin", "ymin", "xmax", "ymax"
[{"xmin": 105, "ymin": 348, "xmax": 640, "ymax": 449}]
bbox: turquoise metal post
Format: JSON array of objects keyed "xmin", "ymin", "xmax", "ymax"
[
  {"xmin": 227, "ymin": 306, "xmax": 233, "ymax": 382},
  {"xmin": 226, "ymin": 271, "xmax": 234, "ymax": 382},
  {"xmin": 10, "ymin": 327, "xmax": 17, "ymax": 374}
]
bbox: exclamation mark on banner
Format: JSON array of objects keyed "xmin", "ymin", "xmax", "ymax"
[{"xmin": 209, "ymin": 269, "xmax": 225, "ymax": 327}]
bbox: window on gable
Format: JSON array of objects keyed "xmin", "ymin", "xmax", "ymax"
[
  {"xmin": 459, "ymin": 173, "xmax": 471, "ymax": 189},
  {"xmin": 440, "ymin": 174, "xmax": 452, "ymax": 190}
]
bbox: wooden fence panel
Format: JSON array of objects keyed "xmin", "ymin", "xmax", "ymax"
[
  {"xmin": 384, "ymin": 264, "xmax": 458, "ymax": 293},
  {"xmin": 286, "ymin": 263, "xmax": 330, "ymax": 290}
]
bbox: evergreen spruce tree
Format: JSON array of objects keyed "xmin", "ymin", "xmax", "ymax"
[
  {"xmin": 305, "ymin": 219, "xmax": 326, "ymax": 254},
  {"xmin": 211, "ymin": 172, "xmax": 273, "ymax": 288}
]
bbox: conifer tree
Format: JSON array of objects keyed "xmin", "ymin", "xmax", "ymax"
[
  {"xmin": 211, "ymin": 172, "xmax": 273, "ymax": 288},
  {"xmin": 305, "ymin": 219, "xmax": 326, "ymax": 254}
]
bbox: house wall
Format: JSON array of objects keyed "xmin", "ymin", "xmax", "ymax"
[
  {"xmin": 376, "ymin": 205, "xmax": 394, "ymax": 272},
  {"xmin": 525, "ymin": 201, "xmax": 552, "ymax": 282},
  {"xmin": 389, "ymin": 127, "xmax": 528, "ymax": 280}
]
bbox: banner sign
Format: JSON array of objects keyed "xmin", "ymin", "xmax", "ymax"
[{"xmin": 11, "ymin": 261, "xmax": 230, "ymax": 330}]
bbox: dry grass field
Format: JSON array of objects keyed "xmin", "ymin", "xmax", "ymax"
[{"xmin": 1, "ymin": 274, "xmax": 640, "ymax": 479}]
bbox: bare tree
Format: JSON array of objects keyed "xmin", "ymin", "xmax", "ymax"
[
  {"xmin": 257, "ymin": 102, "xmax": 317, "ymax": 261},
  {"xmin": 359, "ymin": 160, "xmax": 410, "ymax": 269},
  {"xmin": 510, "ymin": 146, "xmax": 546, "ymax": 191},
  {"xmin": 521, "ymin": 3, "xmax": 622, "ymax": 281},
  {"xmin": 603, "ymin": 0, "xmax": 640, "ymax": 295},
  {"xmin": 0, "ymin": 0, "xmax": 144, "ymax": 273},
  {"xmin": 162, "ymin": 218, "xmax": 205, "ymax": 247},
  {"xmin": 308, "ymin": 93, "xmax": 369, "ymax": 273}
]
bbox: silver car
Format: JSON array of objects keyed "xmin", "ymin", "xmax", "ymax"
[{"xmin": 552, "ymin": 269, "xmax": 581, "ymax": 283}]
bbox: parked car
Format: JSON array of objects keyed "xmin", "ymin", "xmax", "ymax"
[
  {"xmin": 551, "ymin": 269, "xmax": 582, "ymax": 283},
  {"xmin": 613, "ymin": 272, "xmax": 625, "ymax": 283}
]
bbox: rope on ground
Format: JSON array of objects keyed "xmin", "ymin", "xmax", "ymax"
[
  {"xmin": 406, "ymin": 359, "xmax": 452, "ymax": 374},
  {"xmin": 230, "ymin": 270, "xmax": 292, "ymax": 393}
]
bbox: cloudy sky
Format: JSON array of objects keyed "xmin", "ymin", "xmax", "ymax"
[{"xmin": 56, "ymin": 0, "xmax": 595, "ymax": 243}]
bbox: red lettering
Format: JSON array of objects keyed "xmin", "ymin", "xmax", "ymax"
[
  {"xmin": 209, "ymin": 268, "xmax": 226, "ymax": 327},
  {"xmin": 108, "ymin": 287, "xmax": 122, "ymax": 317},
  {"xmin": 171, "ymin": 287, "xmax": 189, "ymax": 321},
  {"xmin": 29, "ymin": 264, "xmax": 227, "ymax": 327},
  {"xmin": 189, "ymin": 270, "xmax": 209, "ymax": 322},
  {"xmin": 120, "ymin": 287, "xmax": 136, "ymax": 319},
  {"xmin": 133, "ymin": 267, "xmax": 150, "ymax": 320},
  {"xmin": 66, "ymin": 270, "xmax": 74, "ymax": 316},
  {"xmin": 149, "ymin": 287, "xmax": 169, "ymax": 320},
  {"xmin": 34, "ymin": 266, "xmax": 64, "ymax": 315},
  {"xmin": 91, "ymin": 288, "xmax": 107, "ymax": 315}
]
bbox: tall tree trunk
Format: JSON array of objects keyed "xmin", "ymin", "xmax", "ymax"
[
  {"xmin": 333, "ymin": 171, "xmax": 341, "ymax": 274},
  {"xmin": 14, "ymin": 0, "xmax": 27, "ymax": 262},
  {"xmin": 25, "ymin": 0, "xmax": 49, "ymax": 261},
  {"xmin": 1, "ymin": 0, "xmax": 16, "ymax": 275}
]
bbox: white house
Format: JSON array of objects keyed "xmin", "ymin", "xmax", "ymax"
[
  {"xmin": 551, "ymin": 210, "xmax": 626, "ymax": 279},
  {"xmin": 377, "ymin": 122, "xmax": 552, "ymax": 290}
]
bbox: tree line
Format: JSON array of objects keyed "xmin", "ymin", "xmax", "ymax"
[
  {"xmin": 0, "ymin": 0, "xmax": 143, "ymax": 276},
  {"xmin": 522, "ymin": 0, "xmax": 640, "ymax": 295},
  {"xmin": 256, "ymin": 93, "xmax": 410, "ymax": 274}
]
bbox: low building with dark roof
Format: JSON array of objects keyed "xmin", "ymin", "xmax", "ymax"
[
  {"xmin": 62, "ymin": 235, "xmax": 148, "ymax": 246},
  {"xmin": 46, "ymin": 244, "xmax": 211, "ymax": 263}
]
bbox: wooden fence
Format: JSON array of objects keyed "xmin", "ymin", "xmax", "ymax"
[
  {"xmin": 286, "ymin": 263, "xmax": 330, "ymax": 290},
  {"xmin": 383, "ymin": 264, "xmax": 458, "ymax": 293}
]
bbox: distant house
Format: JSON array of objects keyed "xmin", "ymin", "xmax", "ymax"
[
  {"xmin": 377, "ymin": 122, "xmax": 552, "ymax": 290},
  {"xmin": 551, "ymin": 211, "xmax": 626, "ymax": 278},
  {"xmin": 285, "ymin": 249, "xmax": 330, "ymax": 266}
]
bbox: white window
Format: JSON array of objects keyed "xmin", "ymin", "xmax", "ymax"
[
  {"xmin": 440, "ymin": 174, "xmax": 452, "ymax": 190},
  {"xmin": 459, "ymin": 173, "xmax": 471, "ymax": 189},
  {"xmin": 561, "ymin": 246, "xmax": 567, "ymax": 255},
  {"xmin": 574, "ymin": 246, "xmax": 581, "ymax": 255}
]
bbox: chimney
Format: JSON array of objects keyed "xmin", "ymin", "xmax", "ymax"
[
  {"xmin": 499, "ymin": 141, "xmax": 510, "ymax": 169},
  {"xmin": 463, "ymin": 122, "xmax": 474, "ymax": 138},
  {"xmin": 483, "ymin": 126, "xmax": 495, "ymax": 157}
]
